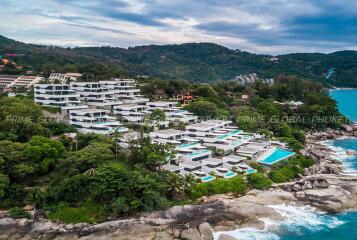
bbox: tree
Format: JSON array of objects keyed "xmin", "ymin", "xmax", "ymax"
[
  {"xmin": 0, "ymin": 173, "xmax": 9, "ymax": 199},
  {"xmin": 133, "ymin": 141, "xmax": 175, "ymax": 171},
  {"xmin": 247, "ymin": 173, "xmax": 272, "ymax": 190},
  {"xmin": 184, "ymin": 100, "xmax": 221, "ymax": 118}
]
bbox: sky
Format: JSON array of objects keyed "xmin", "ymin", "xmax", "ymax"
[{"xmin": 1, "ymin": 0, "xmax": 357, "ymax": 54}]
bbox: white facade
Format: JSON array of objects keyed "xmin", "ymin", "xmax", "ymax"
[
  {"xmin": 145, "ymin": 101, "xmax": 197, "ymax": 123},
  {"xmin": 113, "ymin": 104, "xmax": 149, "ymax": 123},
  {"xmin": 34, "ymin": 84, "xmax": 81, "ymax": 107},
  {"xmin": 185, "ymin": 120, "xmax": 233, "ymax": 137},
  {"xmin": 0, "ymin": 75, "xmax": 19, "ymax": 89},
  {"xmin": 69, "ymin": 108, "xmax": 128, "ymax": 135},
  {"xmin": 0, "ymin": 75, "xmax": 43, "ymax": 91}
]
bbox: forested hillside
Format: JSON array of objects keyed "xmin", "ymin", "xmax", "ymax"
[{"xmin": 1, "ymin": 35, "xmax": 357, "ymax": 87}]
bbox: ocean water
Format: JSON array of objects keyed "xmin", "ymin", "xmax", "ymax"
[
  {"xmin": 214, "ymin": 89, "xmax": 357, "ymax": 240},
  {"xmin": 213, "ymin": 204, "xmax": 357, "ymax": 240},
  {"xmin": 329, "ymin": 89, "xmax": 357, "ymax": 122}
]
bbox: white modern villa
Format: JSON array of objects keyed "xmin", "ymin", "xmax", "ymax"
[
  {"xmin": 34, "ymin": 84, "xmax": 81, "ymax": 107},
  {"xmin": 69, "ymin": 108, "xmax": 128, "ymax": 135}
]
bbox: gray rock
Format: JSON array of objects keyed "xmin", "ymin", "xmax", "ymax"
[
  {"xmin": 218, "ymin": 234, "xmax": 237, "ymax": 240},
  {"xmin": 79, "ymin": 226, "xmax": 94, "ymax": 236},
  {"xmin": 155, "ymin": 231, "xmax": 175, "ymax": 240},
  {"xmin": 181, "ymin": 227, "xmax": 202, "ymax": 240},
  {"xmin": 65, "ymin": 223, "xmax": 74, "ymax": 230},
  {"xmin": 198, "ymin": 222, "xmax": 213, "ymax": 240},
  {"xmin": 0, "ymin": 217, "xmax": 16, "ymax": 227}
]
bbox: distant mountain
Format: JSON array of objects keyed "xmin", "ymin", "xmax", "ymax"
[{"xmin": 1, "ymin": 35, "xmax": 357, "ymax": 87}]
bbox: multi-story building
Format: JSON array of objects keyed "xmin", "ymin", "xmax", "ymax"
[
  {"xmin": 49, "ymin": 73, "xmax": 82, "ymax": 84},
  {"xmin": 69, "ymin": 108, "xmax": 128, "ymax": 135},
  {"xmin": 150, "ymin": 129, "xmax": 188, "ymax": 144},
  {"xmin": 185, "ymin": 120, "xmax": 233, "ymax": 137},
  {"xmin": 10, "ymin": 76, "xmax": 44, "ymax": 89},
  {"xmin": 113, "ymin": 104, "xmax": 149, "ymax": 123},
  {"xmin": 100, "ymin": 79, "xmax": 145, "ymax": 101},
  {"xmin": 0, "ymin": 75, "xmax": 19, "ymax": 89},
  {"xmin": 145, "ymin": 101, "xmax": 197, "ymax": 123},
  {"xmin": 34, "ymin": 84, "xmax": 81, "ymax": 107}
]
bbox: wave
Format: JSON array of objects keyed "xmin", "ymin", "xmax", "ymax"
[
  {"xmin": 213, "ymin": 203, "xmax": 344, "ymax": 240},
  {"xmin": 321, "ymin": 139, "xmax": 357, "ymax": 175}
]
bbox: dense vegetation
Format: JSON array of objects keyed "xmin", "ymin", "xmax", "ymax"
[
  {"xmin": 1, "ymin": 35, "xmax": 357, "ymax": 87},
  {"xmin": 0, "ymin": 68, "xmax": 347, "ymax": 223}
]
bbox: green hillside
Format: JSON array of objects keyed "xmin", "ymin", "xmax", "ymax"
[{"xmin": 1, "ymin": 35, "xmax": 356, "ymax": 87}]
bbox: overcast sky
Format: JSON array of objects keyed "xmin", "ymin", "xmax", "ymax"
[{"xmin": 1, "ymin": 0, "xmax": 357, "ymax": 54}]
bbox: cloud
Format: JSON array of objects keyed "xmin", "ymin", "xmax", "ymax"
[{"xmin": 0, "ymin": 0, "xmax": 357, "ymax": 54}]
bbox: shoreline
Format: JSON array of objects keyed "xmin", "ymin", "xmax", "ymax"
[{"xmin": 1, "ymin": 126, "xmax": 357, "ymax": 240}]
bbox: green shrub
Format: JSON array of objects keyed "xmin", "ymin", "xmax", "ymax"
[
  {"xmin": 270, "ymin": 166, "xmax": 298, "ymax": 183},
  {"xmin": 247, "ymin": 173, "xmax": 272, "ymax": 190},
  {"xmin": 8, "ymin": 207, "xmax": 30, "ymax": 218},
  {"xmin": 189, "ymin": 176, "xmax": 247, "ymax": 199},
  {"xmin": 48, "ymin": 201, "xmax": 105, "ymax": 224}
]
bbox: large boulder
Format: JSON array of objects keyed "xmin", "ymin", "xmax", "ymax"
[
  {"xmin": 181, "ymin": 227, "xmax": 202, "ymax": 240},
  {"xmin": 218, "ymin": 234, "xmax": 238, "ymax": 240},
  {"xmin": 198, "ymin": 222, "xmax": 214, "ymax": 240}
]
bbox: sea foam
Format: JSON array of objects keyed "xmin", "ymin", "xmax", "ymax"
[
  {"xmin": 321, "ymin": 139, "xmax": 357, "ymax": 175},
  {"xmin": 213, "ymin": 203, "xmax": 344, "ymax": 240}
]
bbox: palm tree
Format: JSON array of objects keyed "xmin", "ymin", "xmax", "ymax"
[
  {"xmin": 111, "ymin": 128, "xmax": 123, "ymax": 161},
  {"xmin": 83, "ymin": 168, "xmax": 96, "ymax": 176},
  {"xmin": 165, "ymin": 173, "xmax": 186, "ymax": 200}
]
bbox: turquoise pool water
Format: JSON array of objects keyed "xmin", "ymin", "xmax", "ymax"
[
  {"xmin": 201, "ymin": 175, "xmax": 215, "ymax": 182},
  {"xmin": 245, "ymin": 168, "xmax": 257, "ymax": 174},
  {"xmin": 225, "ymin": 170, "xmax": 236, "ymax": 177},
  {"xmin": 260, "ymin": 149, "xmax": 295, "ymax": 165},
  {"xmin": 177, "ymin": 142, "xmax": 197, "ymax": 148},
  {"xmin": 187, "ymin": 149, "xmax": 210, "ymax": 156},
  {"xmin": 218, "ymin": 129, "xmax": 242, "ymax": 139}
]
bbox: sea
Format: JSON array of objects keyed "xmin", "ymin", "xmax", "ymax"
[{"xmin": 214, "ymin": 89, "xmax": 357, "ymax": 240}]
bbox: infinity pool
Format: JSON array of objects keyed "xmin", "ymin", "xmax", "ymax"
[
  {"xmin": 245, "ymin": 168, "xmax": 257, "ymax": 174},
  {"xmin": 201, "ymin": 175, "xmax": 216, "ymax": 182},
  {"xmin": 260, "ymin": 148, "xmax": 295, "ymax": 165},
  {"xmin": 225, "ymin": 170, "xmax": 236, "ymax": 178}
]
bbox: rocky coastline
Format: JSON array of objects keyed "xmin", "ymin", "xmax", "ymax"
[{"xmin": 1, "ymin": 125, "xmax": 357, "ymax": 240}]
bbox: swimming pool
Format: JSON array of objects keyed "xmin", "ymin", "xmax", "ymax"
[
  {"xmin": 259, "ymin": 148, "xmax": 295, "ymax": 165},
  {"xmin": 187, "ymin": 149, "xmax": 210, "ymax": 156},
  {"xmin": 201, "ymin": 175, "xmax": 216, "ymax": 182},
  {"xmin": 244, "ymin": 168, "xmax": 257, "ymax": 174},
  {"xmin": 217, "ymin": 130, "xmax": 242, "ymax": 140},
  {"xmin": 224, "ymin": 170, "xmax": 237, "ymax": 178}
]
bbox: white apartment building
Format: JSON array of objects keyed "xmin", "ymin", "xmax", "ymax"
[
  {"xmin": 69, "ymin": 108, "xmax": 128, "ymax": 135},
  {"xmin": 100, "ymin": 79, "xmax": 145, "ymax": 101},
  {"xmin": 150, "ymin": 129, "xmax": 188, "ymax": 144},
  {"xmin": 49, "ymin": 73, "xmax": 82, "ymax": 84},
  {"xmin": 185, "ymin": 120, "xmax": 233, "ymax": 137},
  {"xmin": 175, "ymin": 142, "xmax": 212, "ymax": 162},
  {"xmin": 10, "ymin": 76, "xmax": 44, "ymax": 89},
  {"xmin": 70, "ymin": 82, "xmax": 117, "ymax": 105},
  {"xmin": 145, "ymin": 101, "xmax": 197, "ymax": 123},
  {"xmin": 34, "ymin": 84, "xmax": 81, "ymax": 107},
  {"xmin": 0, "ymin": 75, "xmax": 19, "ymax": 89},
  {"xmin": 236, "ymin": 142, "xmax": 271, "ymax": 160},
  {"xmin": 113, "ymin": 104, "xmax": 149, "ymax": 123}
]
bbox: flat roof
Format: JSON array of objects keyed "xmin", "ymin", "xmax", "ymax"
[
  {"xmin": 180, "ymin": 161, "xmax": 202, "ymax": 167},
  {"xmin": 236, "ymin": 146, "xmax": 263, "ymax": 154},
  {"xmin": 223, "ymin": 155, "xmax": 246, "ymax": 161},
  {"xmin": 69, "ymin": 108, "xmax": 109, "ymax": 113},
  {"xmin": 162, "ymin": 164, "xmax": 183, "ymax": 171},
  {"xmin": 153, "ymin": 129, "xmax": 185, "ymax": 136}
]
